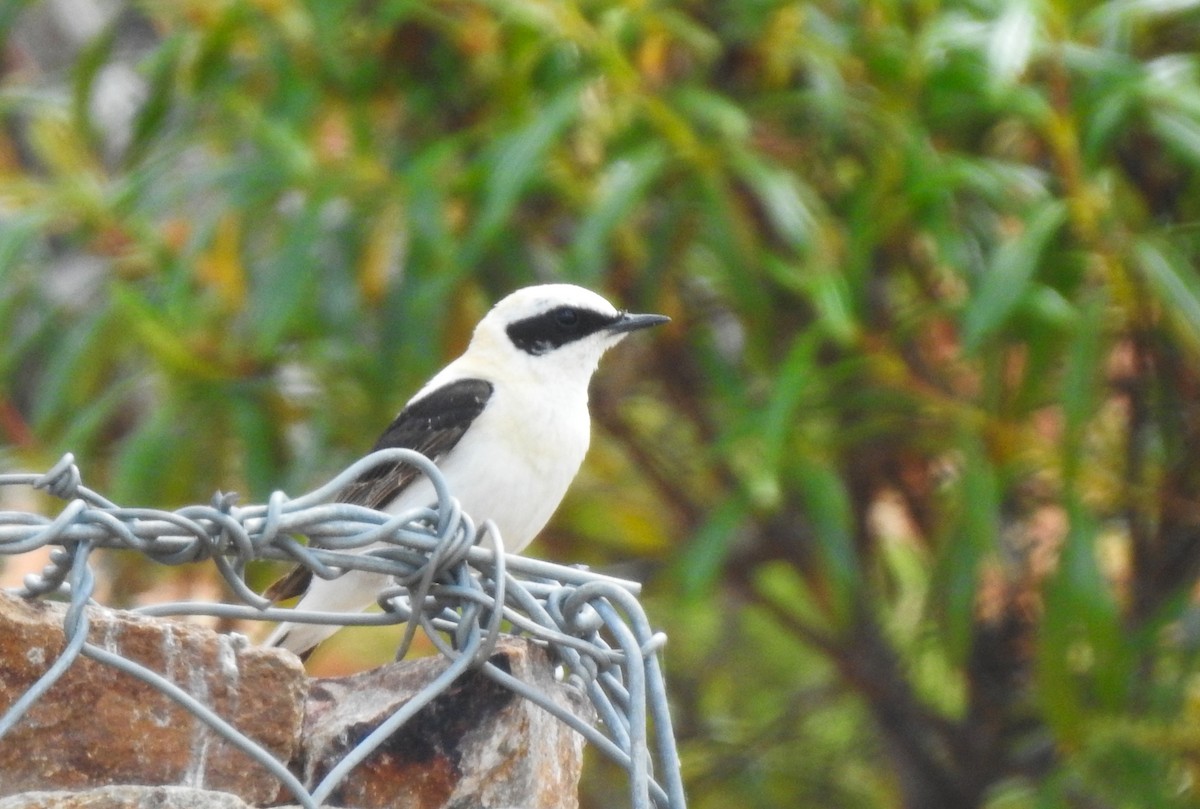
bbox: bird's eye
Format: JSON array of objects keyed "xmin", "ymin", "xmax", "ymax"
[{"xmin": 554, "ymin": 307, "xmax": 580, "ymax": 329}]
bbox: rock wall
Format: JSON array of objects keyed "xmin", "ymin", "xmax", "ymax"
[{"xmin": 0, "ymin": 591, "xmax": 592, "ymax": 809}]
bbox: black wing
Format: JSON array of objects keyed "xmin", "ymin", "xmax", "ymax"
[
  {"xmin": 264, "ymin": 378, "xmax": 493, "ymax": 603},
  {"xmin": 335, "ymin": 377, "xmax": 494, "ymax": 508}
]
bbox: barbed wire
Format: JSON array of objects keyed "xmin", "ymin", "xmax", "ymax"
[{"xmin": 0, "ymin": 451, "xmax": 687, "ymax": 809}]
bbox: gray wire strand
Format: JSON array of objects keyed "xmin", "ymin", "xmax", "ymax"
[
  {"xmin": 0, "ymin": 540, "xmax": 94, "ymax": 737},
  {"xmin": 0, "ymin": 452, "xmax": 686, "ymax": 809}
]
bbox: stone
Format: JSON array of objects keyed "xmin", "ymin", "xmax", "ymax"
[
  {"xmin": 0, "ymin": 591, "xmax": 306, "ymax": 803},
  {"xmin": 301, "ymin": 637, "xmax": 595, "ymax": 809},
  {"xmin": 0, "ymin": 591, "xmax": 595, "ymax": 809},
  {"xmin": 0, "ymin": 785, "xmax": 253, "ymax": 809}
]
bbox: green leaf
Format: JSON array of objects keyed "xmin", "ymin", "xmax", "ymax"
[
  {"xmin": 1060, "ymin": 291, "xmax": 1108, "ymax": 481},
  {"xmin": 676, "ymin": 494, "xmax": 746, "ymax": 598},
  {"xmin": 0, "ymin": 213, "xmax": 46, "ymax": 280},
  {"xmin": 569, "ymin": 145, "xmax": 668, "ymax": 283},
  {"xmin": 251, "ymin": 203, "xmax": 326, "ymax": 355},
  {"xmin": 792, "ymin": 457, "xmax": 859, "ymax": 623},
  {"xmin": 110, "ymin": 401, "xmax": 185, "ymax": 506},
  {"xmin": 935, "ymin": 435, "xmax": 999, "ymax": 660},
  {"xmin": 673, "ymin": 86, "xmax": 752, "ymax": 142},
  {"xmin": 402, "ymin": 140, "xmax": 461, "ymax": 270},
  {"xmin": 808, "ymin": 264, "xmax": 858, "ymax": 344},
  {"xmin": 1150, "ymin": 108, "xmax": 1200, "ymax": 167},
  {"xmin": 961, "ymin": 198, "xmax": 1068, "ymax": 351},
  {"xmin": 69, "ymin": 19, "xmax": 119, "ymax": 155},
  {"xmin": 231, "ymin": 390, "xmax": 285, "ymax": 499},
  {"xmin": 58, "ymin": 377, "xmax": 143, "ymax": 458},
  {"xmin": 1037, "ymin": 497, "xmax": 1124, "ymax": 741},
  {"xmin": 730, "ymin": 149, "xmax": 818, "ymax": 252},
  {"xmin": 112, "ymin": 282, "xmax": 237, "ymax": 380},
  {"xmin": 459, "ymin": 86, "xmax": 581, "ymax": 267},
  {"xmin": 125, "ymin": 34, "xmax": 185, "ymax": 166},
  {"xmin": 1135, "ymin": 236, "xmax": 1200, "ymax": 347},
  {"xmin": 759, "ymin": 330, "xmax": 820, "ymax": 476},
  {"xmin": 30, "ymin": 306, "xmax": 114, "ymax": 434}
]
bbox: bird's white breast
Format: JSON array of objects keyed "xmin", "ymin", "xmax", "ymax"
[{"xmin": 385, "ymin": 372, "xmax": 591, "ymax": 553}]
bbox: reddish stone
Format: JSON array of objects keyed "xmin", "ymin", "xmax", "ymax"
[{"xmin": 0, "ymin": 591, "xmax": 306, "ymax": 802}]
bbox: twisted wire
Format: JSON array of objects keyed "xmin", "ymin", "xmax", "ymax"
[{"xmin": 0, "ymin": 452, "xmax": 686, "ymax": 809}]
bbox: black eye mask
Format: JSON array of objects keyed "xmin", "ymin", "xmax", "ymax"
[{"xmin": 505, "ymin": 306, "xmax": 623, "ymax": 355}]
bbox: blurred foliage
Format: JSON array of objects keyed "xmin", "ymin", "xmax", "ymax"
[{"xmin": 6, "ymin": 0, "xmax": 1200, "ymax": 806}]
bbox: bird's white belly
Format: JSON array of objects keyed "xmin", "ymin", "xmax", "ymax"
[{"xmin": 388, "ymin": 406, "xmax": 588, "ymax": 553}]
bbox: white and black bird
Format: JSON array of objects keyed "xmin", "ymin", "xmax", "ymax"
[{"xmin": 264, "ymin": 284, "xmax": 668, "ymax": 657}]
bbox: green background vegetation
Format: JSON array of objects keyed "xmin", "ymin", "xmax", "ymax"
[{"xmin": 6, "ymin": 1, "xmax": 1200, "ymax": 806}]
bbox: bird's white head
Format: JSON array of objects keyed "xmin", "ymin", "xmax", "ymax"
[{"xmin": 465, "ymin": 284, "xmax": 668, "ymax": 386}]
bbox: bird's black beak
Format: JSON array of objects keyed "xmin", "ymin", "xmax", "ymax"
[{"xmin": 607, "ymin": 311, "xmax": 670, "ymax": 334}]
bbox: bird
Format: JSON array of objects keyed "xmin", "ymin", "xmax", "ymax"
[{"xmin": 263, "ymin": 283, "xmax": 669, "ymax": 657}]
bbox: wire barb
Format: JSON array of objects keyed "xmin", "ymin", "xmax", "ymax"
[{"xmin": 0, "ymin": 452, "xmax": 686, "ymax": 809}]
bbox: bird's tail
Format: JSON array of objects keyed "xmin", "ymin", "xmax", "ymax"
[
  {"xmin": 264, "ymin": 620, "xmax": 340, "ymax": 660},
  {"xmin": 263, "ymin": 569, "xmax": 391, "ymax": 659}
]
